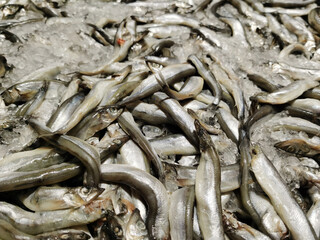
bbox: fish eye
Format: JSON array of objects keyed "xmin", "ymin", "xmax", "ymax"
[
  {"xmin": 286, "ymin": 145, "xmax": 296, "ymax": 153},
  {"xmin": 80, "ymin": 187, "xmax": 89, "ymax": 194},
  {"xmin": 300, "ymin": 144, "xmax": 310, "ymax": 153},
  {"xmin": 137, "ymin": 220, "xmax": 146, "ymax": 230}
]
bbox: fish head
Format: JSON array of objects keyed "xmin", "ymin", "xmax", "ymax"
[{"xmin": 274, "ymin": 139, "xmax": 310, "ymax": 155}]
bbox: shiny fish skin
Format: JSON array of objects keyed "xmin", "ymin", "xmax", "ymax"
[
  {"xmin": 252, "ymin": 79, "xmax": 319, "ymax": 105},
  {"xmin": 0, "ymin": 199, "xmax": 109, "ymax": 235},
  {"xmin": 119, "ymin": 140, "xmax": 151, "ymax": 173},
  {"xmin": 249, "ymin": 190, "xmax": 288, "ymax": 240},
  {"xmin": 150, "ymin": 134, "xmax": 198, "ymax": 156},
  {"xmin": 125, "ymin": 209, "xmax": 149, "ymax": 240},
  {"xmin": 46, "ymin": 92, "xmax": 86, "ymax": 132},
  {"xmin": 0, "ymin": 147, "xmax": 62, "ymax": 173},
  {"xmin": 1, "ymin": 80, "xmax": 47, "ymax": 105},
  {"xmin": 250, "ymin": 144, "xmax": 317, "ymax": 240},
  {"xmin": 101, "ymin": 164, "xmax": 169, "ymax": 240},
  {"xmin": 0, "ymin": 220, "xmax": 91, "ymax": 240},
  {"xmin": 169, "ymin": 186, "xmax": 194, "ymax": 240},
  {"xmin": 188, "ymin": 54, "xmax": 221, "ymax": 106},
  {"xmin": 20, "ymin": 185, "xmax": 102, "ymax": 211},
  {"xmin": 31, "ymin": 121, "xmax": 101, "ymax": 188},
  {"xmin": 275, "ymin": 138, "xmax": 320, "ymax": 157},
  {"xmin": 56, "ymin": 80, "xmax": 124, "ymax": 134},
  {"xmin": 70, "ymin": 107, "xmax": 123, "ymax": 140},
  {"xmin": 272, "ymin": 116, "xmax": 320, "ymax": 136},
  {"xmin": 165, "ymin": 76, "xmax": 204, "ymax": 101},
  {"xmin": 223, "ymin": 210, "xmax": 271, "ymax": 240},
  {"xmin": 117, "ymin": 111, "xmax": 164, "ymax": 182},
  {"xmin": 152, "ymin": 92, "xmax": 198, "ymax": 146},
  {"xmin": 52, "ymin": 135, "xmax": 101, "ymax": 187},
  {"xmin": 195, "ymin": 120, "xmax": 224, "ymax": 240},
  {"xmin": 117, "ymin": 63, "xmax": 196, "ymax": 106},
  {"xmin": 0, "ymin": 162, "xmax": 81, "ymax": 192}
]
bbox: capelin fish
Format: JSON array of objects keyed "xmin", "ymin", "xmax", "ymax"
[
  {"xmin": 194, "ymin": 120, "xmax": 224, "ymax": 240},
  {"xmin": 192, "ymin": 27, "xmax": 222, "ymax": 48},
  {"xmin": 0, "ymin": 198, "xmax": 110, "ymax": 235},
  {"xmin": 207, "ymin": 56, "xmax": 245, "ymax": 120},
  {"xmin": 220, "ymin": 17, "xmax": 250, "ymax": 48},
  {"xmin": 1, "ymin": 80, "xmax": 48, "ymax": 105},
  {"xmin": 272, "ymin": 116, "xmax": 320, "ymax": 137},
  {"xmin": 99, "ymin": 81, "xmax": 140, "ymax": 107},
  {"xmin": 292, "ymin": 165, "xmax": 320, "ymax": 187},
  {"xmin": 56, "ymin": 66, "xmax": 130, "ymax": 134},
  {"xmin": 69, "ymin": 107, "xmax": 123, "ymax": 140},
  {"xmin": 279, "ymin": 43, "xmax": 311, "ymax": 59},
  {"xmin": 216, "ymin": 108, "xmax": 239, "ymax": 143},
  {"xmin": 169, "ymin": 186, "xmax": 194, "ymax": 240},
  {"xmin": 30, "ymin": 119, "xmax": 100, "ymax": 187},
  {"xmin": 125, "ymin": 209, "xmax": 149, "ymax": 240},
  {"xmin": 249, "ymin": 190, "xmax": 288, "ymax": 240},
  {"xmin": 228, "ymin": 0, "xmax": 268, "ymax": 27},
  {"xmin": 280, "ymin": 14, "xmax": 315, "ymax": 52},
  {"xmin": 266, "ymin": 13, "xmax": 297, "ymax": 45},
  {"xmin": 308, "ymin": 7, "xmax": 320, "ymax": 34},
  {"xmin": 127, "ymin": 101, "xmax": 172, "ymax": 125},
  {"xmin": 0, "ymin": 162, "xmax": 81, "ymax": 192},
  {"xmin": 101, "ymin": 164, "xmax": 169, "ymax": 240},
  {"xmin": 119, "ymin": 139, "xmax": 151, "ymax": 173},
  {"xmin": 98, "ymin": 135, "xmax": 129, "ymax": 161},
  {"xmin": 117, "ymin": 111, "xmax": 164, "ymax": 182},
  {"xmin": 20, "ymin": 185, "xmax": 103, "ymax": 211},
  {"xmin": 164, "ymin": 76, "xmax": 204, "ymax": 101},
  {"xmin": 307, "ymin": 186, "xmax": 320, "ymax": 238},
  {"xmin": 117, "ymin": 63, "xmax": 196, "ymax": 106},
  {"xmin": 188, "ymin": 54, "xmax": 221, "ymax": 106},
  {"xmin": 267, "ymin": 0, "xmax": 316, "ymax": 8},
  {"xmin": 80, "ymin": 17, "xmax": 139, "ymax": 76},
  {"xmin": 286, "ymin": 106, "xmax": 320, "ymax": 125},
  {"xmin": 60, "ymin": 78, "xmax": 81, "ymax": 103},
  {"xmin": 17, "ymin": 65, "xmax": 61, "ymax": 83},
  {"xmin": 87, "ymin": 22, "xmax": 114, "ymax": 46},
  {"xmin": 290, "ymin": 98, "xmax": 320, "ymax": 114},
  {"xmin": 275, "ymin": 139, "xmax": 320, "ymax": 158},
  {"xmin": 223, "ymin": 210, "xmax": 271, "ymax": 240},
  {"xmin": 251, "ymin": 79, "xmax": 319, "ymax": 105},
  {"xmin": 187, "ymin": 108, "xmax": 221, "ymax": 135},
  {"xmin": 272, "ymin": 62, "xmax": 320, "ymax": 81},
  {"xmin": 0, "ymin": 147, "xmax": 64, "ymax": 173},
  {"xmin": 150, "ymin": 134, "xmax": 199, "ymax": 156},
  {"xmin": 247, "ymin": 73, "xmax": 279, "ymax": 93},
  {"xmin": 46, "ymin": 92, "xmax": 86, "ymax": 132},
  {"xmin": 15, "ymin": 80, "xmax": 48, "ymax": 118},
  {"xmin": 264, "ymin": 4, "xmax": 317, "ymax": 17},
  {"xmin": 50, "ymin": 135, "xmax": 101, "ymax": 188},
  {"xmin": 152, "ymin": 92, "xmax": 198, "ymax": 146},
  {"xmin": 152, "ymin": 13, "xmax": 200, "ymax": 28},
  {"xmin": 238, "ymin": 131, "xmax": 267, "ymax": 235},
  {"xmin": 303, "ymin": 86, "xmax": 320, "ymax": 100},
  {"xmin": 0, "ymin": 220, "xmax": 91, "ymax": 240},
  {"xmin": 250, "ymin": 144, "xmax": 317, "ymax": 240}
]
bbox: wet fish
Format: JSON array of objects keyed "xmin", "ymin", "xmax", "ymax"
[
  {"xmin": 101, "ymin": 164, "xmax": 169, "ymax": 240},
  {"xmin": 250, "ymin": 144, "xmax": 317, "ymax": 240},
  {"xmin": 169, "ymin": 187, "xmax": 194, "ymax": 240},
  {"xmin": 194, "ymin": 120, "xmax": 224, "ymax": 240},
  {"xmin": 117, "ymin": 63, "xmax": 196, "ymax": 106},
  {"xmin": 251, "ymin": 79, "xmax": 319, "ymax": 105},
  {"xmin": 20, "ymin": 185, "xmax": 102, "ymax": 211}
]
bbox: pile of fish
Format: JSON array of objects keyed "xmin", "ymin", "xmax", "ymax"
[{"xmin": 1, "ymin": 0, "xmax": 320, "ymax": 239}]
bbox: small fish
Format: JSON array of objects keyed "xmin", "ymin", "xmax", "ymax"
[{"xmin": 20, "ymin": 185, "xmax": 103, "ymax": 211}]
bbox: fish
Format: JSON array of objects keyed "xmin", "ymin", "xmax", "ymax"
[{"xmin": 250, "ymin": 144, "xmax": 317, "ymax": 240}]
